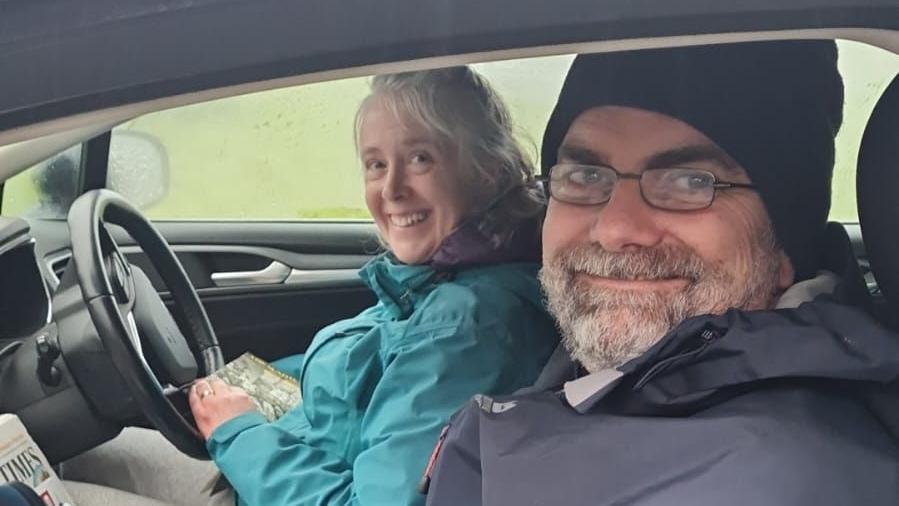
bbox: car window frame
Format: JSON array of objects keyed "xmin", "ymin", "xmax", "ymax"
[{"xmin": 0, "ymin": 133, "xmax": 112, "ymax": 220}]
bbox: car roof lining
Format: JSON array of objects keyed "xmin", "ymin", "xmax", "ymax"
[
  {"xmin": 6, "ymin": 0, "xmax": 899, "ymax": 126},
  {"xmin": 1, "ymin": 26, "xmax": 898, "ymax": 184}
]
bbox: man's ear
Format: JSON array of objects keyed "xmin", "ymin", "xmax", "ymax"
[{"xmin": 777, "ymin": 251, "xmax": 795, "ymax": 290}]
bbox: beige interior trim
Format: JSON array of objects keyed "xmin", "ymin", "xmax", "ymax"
[{"xmin": 0, "ymin": 121, "xmax": 119, "ymax": 182}]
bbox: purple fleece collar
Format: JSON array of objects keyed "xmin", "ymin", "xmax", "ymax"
[{"xmin": 427, "ymin": 215, "xmax": 542, "ymax": 271}]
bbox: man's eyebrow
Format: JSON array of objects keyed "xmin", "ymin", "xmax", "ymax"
[
  {"xmin": 557, "ymin": 144, "xmax": 609, "ymax": 166},
  {"xmin": 644, "ymin": 145, "xmax": 742, "ymax": 176}
]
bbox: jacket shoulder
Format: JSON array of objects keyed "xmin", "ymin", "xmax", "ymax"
[
  {"xmin": 451, "ymin": 262, "xmax": 542, "ymax": 299},
  {"xmin": 414, "ymin": 263, "xmax": 544, "ymax": 323},
  {"xmin": 394, "ymin": 266, "xmax": 556, "ymax": 355},
  {"xmin": 455, "ymin": 391, "xmax": 554, "ymax": 421}
]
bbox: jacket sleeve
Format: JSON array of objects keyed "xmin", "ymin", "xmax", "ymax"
[
  {"xmin": 208, "ymin": 319, "xmax": 522, "ymax": 506},
  {"xmin": 207, "ymin": 410, "xmax": 358, "ymax": 506},
  {"xmin": 424, "ymin": 402, "xmax": 484, "ymax": 506}
]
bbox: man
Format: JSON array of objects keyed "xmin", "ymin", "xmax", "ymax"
[{"xmin": 424, "ymin": 40, "xmax": 899, "ymax": 505}]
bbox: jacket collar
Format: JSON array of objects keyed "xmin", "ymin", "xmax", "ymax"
[
  {"xmin": 360, "ymin": 212, "xmax": 542, "ymax": 318},
  {"xmin": 428, "ymin": 214, "xmax": 541, "ymax": 271},
  {"xmin": 359, "ymin": 254, "xmax": 439, "ymax": 319},
  {"xmin": 563, "ymin": 273, "xmax": 899, "ymax": 414}
]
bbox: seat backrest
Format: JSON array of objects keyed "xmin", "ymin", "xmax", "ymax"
[
  {"xmin": 821, "ymin": 221, "xmax": 873, "ymax": 312},
  {"xmin": 857, "ymin": 74, "xmax": 899, "ymax": 330}
]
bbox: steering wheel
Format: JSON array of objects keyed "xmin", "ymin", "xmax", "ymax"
[{"xmin": 67, "ymin": 189, "xmax": 223, "ymax": 458}]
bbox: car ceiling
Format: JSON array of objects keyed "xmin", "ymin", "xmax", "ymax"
[{"xmin": 3, "ymin": 0, "xmax": 899, "ymax": 138}]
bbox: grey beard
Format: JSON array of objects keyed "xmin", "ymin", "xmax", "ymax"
[{"xmin": 539, "ymin": 240, "xmax": 781, "ymax": 373}]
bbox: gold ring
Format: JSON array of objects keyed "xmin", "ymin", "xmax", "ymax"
[{"xmin": 197, "ymin": 384, "xmax": 214, "ymax": 399}]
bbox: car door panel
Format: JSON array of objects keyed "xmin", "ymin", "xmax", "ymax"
[
  {"xmin": 30, "ymin": 219, "xmax": 379, "ymax": 362},
  {"xmin": 124, "ymin": 223, "xmax": 379, "ymax": 362}
]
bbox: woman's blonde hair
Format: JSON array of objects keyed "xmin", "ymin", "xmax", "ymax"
[{"xmin": 355, "ymin": 66, "xmax": 543, "ymax": 243}]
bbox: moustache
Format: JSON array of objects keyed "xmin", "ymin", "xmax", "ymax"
[{"xmin": 552, "ymin": 243, "xmax": 706, "ymax": 283}]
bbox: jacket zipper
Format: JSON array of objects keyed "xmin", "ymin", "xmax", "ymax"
[
  {"xmin": 417, "ymin": 424, "xmax": 450, "ymax": 495},
  {"xmin": 633, "ymin": 328, "xmax": 720, "ymax": 390}
]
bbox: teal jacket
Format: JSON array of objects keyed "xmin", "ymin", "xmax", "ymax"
[{"xmin": 207, "ymin": 254, "xmax": 558, "ymax": 506}]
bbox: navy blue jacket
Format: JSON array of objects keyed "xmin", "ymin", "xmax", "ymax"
[{"xmin": 425, "ymin": 299, "xmax": 899, "ymax": 506}]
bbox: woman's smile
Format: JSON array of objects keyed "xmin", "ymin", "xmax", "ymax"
[{"xmin": 388, "ymin": 210, "xmax": 431, "ymax": 228}]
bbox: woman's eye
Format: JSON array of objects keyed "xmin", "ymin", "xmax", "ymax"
[
  {"xmin": 363, "ymin": 160, "xmax": 387, "ymax": 177},
  {"xmin": 408, "ymin": 152, "xmax": 435, "ymax": 173},
  {"xmin": 410, "ymin": 152, "xmax": 433, "ymax": 165}
]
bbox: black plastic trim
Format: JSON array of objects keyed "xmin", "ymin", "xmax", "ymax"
[{"xmin": 80, "ymin": 133, "xmax": 111, "ymax": 193}]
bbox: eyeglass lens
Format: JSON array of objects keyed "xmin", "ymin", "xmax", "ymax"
[{"xmin": 549, "ymin": 164, "xmax": 717, "ymax": 210}]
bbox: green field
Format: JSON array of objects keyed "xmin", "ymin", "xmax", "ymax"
[{"xmin": 4, "ymin": 42, "xmax": 897, "ymax": 223}]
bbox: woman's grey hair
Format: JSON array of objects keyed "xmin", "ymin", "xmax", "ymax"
[{"xmin": 355, "ymin": 66, "xmax": 544, "ymax": 242}]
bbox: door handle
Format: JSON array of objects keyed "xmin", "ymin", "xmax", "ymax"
[{"xmin": 210, "ymin": 261, "xmax": 291, "ymax": 287}]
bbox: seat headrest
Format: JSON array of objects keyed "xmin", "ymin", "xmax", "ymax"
[{"xmin": 857, "ymin": 74, "xmax": 899, "ymax": 326}]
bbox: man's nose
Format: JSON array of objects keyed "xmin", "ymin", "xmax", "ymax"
[
  {"xmin": 589, "ymin": 180, "xmax": 665, "ymax": 251},
  {"xmin": 381, "ymin": 163, "xmax": 410, "ymax": 201}
]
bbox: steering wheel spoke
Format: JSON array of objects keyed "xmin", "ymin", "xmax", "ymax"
[{"xmin": 123, "ymin": 310, "xmax": 148, "ymax": 366}]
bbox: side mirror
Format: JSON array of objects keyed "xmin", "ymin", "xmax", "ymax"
[{"xmin": 107, "ymin": 130, "xmax": 169, "ymax": 210}]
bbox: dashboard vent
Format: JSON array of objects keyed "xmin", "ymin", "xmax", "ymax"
[
  {"xmin": 47, "ymin": 255, "xmax": 71, "ymax": 288},
  {"xmin": 51, "ymin": 257, "xmax": 69, "ymax": 280}
]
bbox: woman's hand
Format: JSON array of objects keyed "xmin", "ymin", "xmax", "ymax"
[{"xmin": 188, "ymin": 377, "xmax": 259, "ymax": 440}]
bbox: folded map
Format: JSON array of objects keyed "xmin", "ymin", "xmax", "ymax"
[{"xmin": 213, "ymin": 353, "xmax": 301, "ymax": 422}]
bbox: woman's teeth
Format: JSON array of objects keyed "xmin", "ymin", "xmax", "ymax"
[{"xmin": 390, "ymin": 211, "xmax": 429, "ymax": 227}]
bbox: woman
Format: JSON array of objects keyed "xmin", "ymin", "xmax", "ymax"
[
  {"xmin": 65, "ymin": 67, "xmax": 558, "ymax": 506},
  {"xmin": 190, "ymin": 67, "xmax": 558, "ymax": 506}
]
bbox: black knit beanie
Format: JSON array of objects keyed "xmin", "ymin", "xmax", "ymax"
[{"xmin": 542, "ymin": 40, "xmax": 844, "ymax": 281}]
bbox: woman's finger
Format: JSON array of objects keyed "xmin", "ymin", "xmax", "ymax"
[
  {"xmin": 196, "ymin": 379, "xmax": 217, "ymax": 398},
  {"xmin": 206, "ymin": 376, "xmax": 231, "ymax": 393},
  {"xmin": 188, "ymin": 381, "xmax": 204, "ymax": 413}
]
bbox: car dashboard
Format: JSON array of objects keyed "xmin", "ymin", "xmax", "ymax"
[
  {"xmin": 0, "ymin": 216, "xmax": 127, "ymax": 465},
  {"xmin": 0, "ymin": 217, "xmax": 51, "ymax": 349}
]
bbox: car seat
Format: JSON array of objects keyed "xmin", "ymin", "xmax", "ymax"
[
  {"xmin": 820, "ymin": 221, "xmax": 874, "ymax": 313},
  {"xmin": 857, "ymin": 74, "xmax": 899, "ymax": 331}
]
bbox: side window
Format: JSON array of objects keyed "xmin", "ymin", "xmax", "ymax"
[
  {"xmin": 3, "ymin": 46, "xmax": 890, "ymax": 224},
  {"xmin": 832, "ymin": 40, "xmax": 899, "ymax": 222},
  {"xmin": 110, "ymin": 77, "xmax": 378, "ymax": 221},
  {"xmin": 108, "ymin": 56, "xmax": 576, "ymax": 221},
  {"xmin": 472, "ymin": 55, "xmax": 574, "ymax": 169},
  {"xmin": 1, "ymin": 145, "xmax": 82, "ymax": 219}
]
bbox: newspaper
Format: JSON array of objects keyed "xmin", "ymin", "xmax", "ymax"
[
  {"xmin": 0, "ymin": 413, "xmax": 75, "ymax": 506},
  {"xmin": 213, "ymin": 353, "xmax": 301, "ymax": 422}
]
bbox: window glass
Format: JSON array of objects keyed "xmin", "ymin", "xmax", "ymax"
[
  {"xmin": 100, "ymin": 40, "xmax": 895, "ymax": 223},
  {"xmin": 1, "ymin": 145, "xmax": 82, "ymax": 219},
  {"xmin": 110, "ymin": 56, "xmax": 573, "ymax": 221},
  {"xmin": 831, "ymin": 40, "xmax": 899, "ymax": 222},
  {"xmin": 111, "ymin": 78, "xmax": 372, "ymax": 220}
]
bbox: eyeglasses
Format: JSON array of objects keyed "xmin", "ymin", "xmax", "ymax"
[{"xmin": 545, "ymin": 164, "xmax": 756, "ymax": 211}]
